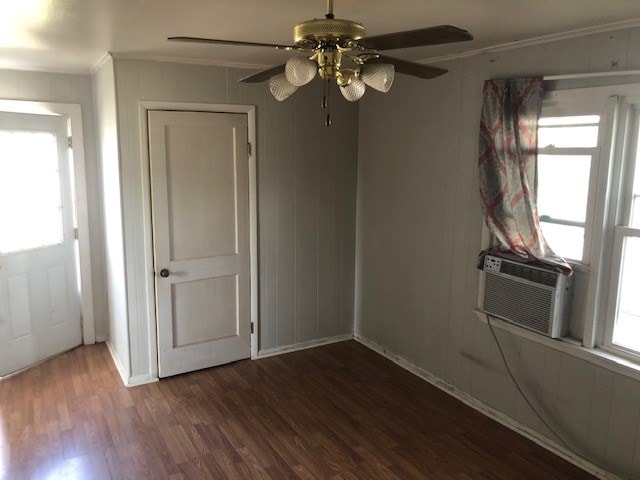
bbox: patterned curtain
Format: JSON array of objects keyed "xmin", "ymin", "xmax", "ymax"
[{"xmin": 478, "ymin": 77, "xmax": 571, "ymax": 274}]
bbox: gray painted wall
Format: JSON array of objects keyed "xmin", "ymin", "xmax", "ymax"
[
  {"xmin": 355, "ymin": 27, "xmax": 640, "ymax": 478},
  {"xmin": 111, "ymin": 59, "xmax": 358, "ymax": 379},
  {"xmin": 0, "ymin": 68, "xmax": 108, "ymax": 342}
]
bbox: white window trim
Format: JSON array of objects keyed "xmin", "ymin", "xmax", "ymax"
[
  {"xmin": 593, "ymin": 95, "xmax": 640, "ymax": 352},
  {"xmin": 579, "ymin": 95, "xmax": 618, "ymax": 348}
]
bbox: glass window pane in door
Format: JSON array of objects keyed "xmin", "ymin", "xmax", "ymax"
[
  {"xmin": 612, "ymin": 236, "xmax": 640, "ymax": 352},
  {"xmin": 0, "ymin": 131, "xmax": 64, "ymax": 254}
]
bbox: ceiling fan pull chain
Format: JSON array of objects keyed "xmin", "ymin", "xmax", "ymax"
[
  {"xmin": 322, "ymin": 77, "xmax": 328, "ymax": 108},
  {"xmin": 325, "ymin": 78, "xmax": 332, "ymax": 126}
]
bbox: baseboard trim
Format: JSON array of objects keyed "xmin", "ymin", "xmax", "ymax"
[
  {"xmin": 354, "ymin": 334, "xmax": 622, "ymax": 480},
  {"xmin": 106, "ymin": 340, "xmax": 129, "ymax": 386},
  {"xmin": 127, "ymin": 373, "xmax": 159, "ymax": 387},
  {"xmin": 106, "ymin": 340, "xmax": 158, "ymax": 388},
  {"xmin": 255, "ymin": 333, "xmax": 353, "ymax": 359}
]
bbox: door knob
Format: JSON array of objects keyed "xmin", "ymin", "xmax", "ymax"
[{"xmin": 159, "ymin": 269, "xmax": 170, "ymax": 278}]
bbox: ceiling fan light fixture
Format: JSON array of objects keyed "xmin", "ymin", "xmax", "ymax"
[
  {"xmin": 361, "ymin": 64, "xmax": 395, "ymax": 93},
  {"xmin": 339, "ymin": 77, "xmax": 366, "ymax": 102},
  {"xmin": 172, "ymin": 0, "xmax": 472, "ymax": 121},
  {"xmin": 269, "ymin": 73, "xmax": 298, "ymax": 101},
  {"xmin": 285, "ymin": 57, "xmax": 318, "ymax": 86}
]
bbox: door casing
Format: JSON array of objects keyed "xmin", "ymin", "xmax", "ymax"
[{"xmin": 138, "ymin": 101, "xmax": 258, "ymax": 381}]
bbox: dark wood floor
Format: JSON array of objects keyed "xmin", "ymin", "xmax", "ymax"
[{"xmin": 0, "ymin": 340, "xmax": 596, "ymax": 480}]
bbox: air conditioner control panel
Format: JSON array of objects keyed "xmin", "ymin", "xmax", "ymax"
[{"xmin": 483, "ymin": 255, "xmax": 502, "ymax": 272}]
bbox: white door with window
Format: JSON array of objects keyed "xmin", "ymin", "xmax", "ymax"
[
  {"xmin": 148, "ymin": 110, "xmax": 251, "ymax": 378},
  {"xmin": 0, "ymin": 112, "xmax": 82, "ymax": 376}
]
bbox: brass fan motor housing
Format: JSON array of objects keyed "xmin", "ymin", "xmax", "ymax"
[{"xmin": 293, "ymin": 18, "xmax": 365, "ymax": 46}]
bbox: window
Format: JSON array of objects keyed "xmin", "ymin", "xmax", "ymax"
[
  {"xmin": 605, "ymin": 109, "xmax": 640, "ymax": 355},
  {"xmin": 535, "ymin": 86, "xmax": 640, "ymax": 360},
  {"xmin": 537, "ymin": 114, "xmax": 600, "ymax": 262},
  {"xmin": 0, "ymin": 130, "xmax": 64, "ymax": 254}
]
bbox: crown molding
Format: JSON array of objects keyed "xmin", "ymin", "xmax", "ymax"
[
  {"xmin": 418, "ymin": 18, "xmax": 640, "ymax": 65},
  {"xmin": 109, "ymin": 52, "xmax": 271, "ymax": 71}
]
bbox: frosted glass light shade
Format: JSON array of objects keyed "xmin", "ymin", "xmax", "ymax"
[
  {"xmin": 339, "ymin": 78, "xmax": 366, "ymax": 102},
  {"xmin": 269, "ymin": 73, "xmax": 298, "ymax": 101},
  {"xmin": 285, "ymin": 57, "xmax": 317, "ymax": 86},
  {"xmin": 361, "ymin": 64, "xmax": 394, "ymax": 93}
]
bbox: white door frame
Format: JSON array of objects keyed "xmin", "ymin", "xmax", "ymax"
[
  {"xmin": 0, "ymin": 99, "xmax": 96, "ymax": 344},
  {"xmin": 138, "ymin": 101, "xmax": 258, "ymax": 380}
]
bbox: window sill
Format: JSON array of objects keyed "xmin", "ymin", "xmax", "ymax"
[{"xmin": 473, "ymin": 308, "xmax": 640, "ymax": 382}]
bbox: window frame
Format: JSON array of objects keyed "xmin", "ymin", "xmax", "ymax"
[
  {"xmin": 480, "ymin": 85, "xmax": 640, "ymax": 364},
  {"xmin": 602, "ymin": 103, "xmax": 640, "ymax": 358},
  {"xmin": 538, "ymin": 142, "xmax": 600, "ymax": 264},
  {"xmin": 539, "ymin": 90, "xmax": 622, "ymax": 351},
  {"xmin": 537, "ymin": 93, "xmax": 613, "ymax": 277},
  {"xmin": 541, "ymin": 87, "xmax": 640, "ymax": 355}
]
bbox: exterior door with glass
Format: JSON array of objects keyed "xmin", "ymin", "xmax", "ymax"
[{"xmin": 0, "ymin": 112, "xmax": 82, "ymax": 376}]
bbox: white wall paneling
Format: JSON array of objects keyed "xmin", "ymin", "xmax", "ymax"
[
  {"xmin": 355, "ymin": 26, "xmax": 640, "ymax": 478},
  {"xmin": 0, "ymin": 69, "xmax": 107, "ymax": 342}
]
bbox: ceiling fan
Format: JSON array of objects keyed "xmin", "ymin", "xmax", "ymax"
[{"xmin": 169, "ymin": 0, "xmax": 472, "ymax": 123}]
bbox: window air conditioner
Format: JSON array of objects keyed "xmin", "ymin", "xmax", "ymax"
[{"xmin": 478, "ymin": 255, "xmax": 573, "ymax": 338}]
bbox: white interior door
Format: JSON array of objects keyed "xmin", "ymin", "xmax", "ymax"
[
  {"xmin": 149, "ymin": 110, "xmax": 251, "ymax": 378},
  {"xmin": 0, "ymin": 112, "xmax": 82, "ymax": 376}
]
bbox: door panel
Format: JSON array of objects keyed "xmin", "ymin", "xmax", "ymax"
[
  {"xmin": 47, "ymin": 265, "xmax": 71, "ymax": 327},
  {"xmin": 172, "ymin": 275, "xmax": 238, "ymax": 347},
  {"xmin": 149, "ymin": 110, "xmax": 250, "ymax": 378},
  {"xmin": 165, "ymin": 124, "xmax": 239, "ymax": 260},
  {"xmin": 0, "ymin": 112, "xmax": 82, "ymax": 376},
  {"xmin": 7, "ymin": 274, "xmax": 31, "ymax": 338}
]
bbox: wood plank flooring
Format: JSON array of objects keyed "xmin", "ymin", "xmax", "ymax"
[{"xmin": 0, "ymin": 340, "xmax": 597, "ymax": 479}]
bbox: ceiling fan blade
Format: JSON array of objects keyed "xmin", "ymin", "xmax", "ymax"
[
  {"xmin": 168, "ymin": 36, "xmax": 295, "ymax": 50},
  {"xmin": 239, "ymin": 64, "xmax": 286, "ymax": 83},
  {"xmin": 358, "ymin": 25, "xmax": 472, "ymax": 51},
  {"xmin": 365, "ymin": 55, "xmax": 448, "ymax": 80}
]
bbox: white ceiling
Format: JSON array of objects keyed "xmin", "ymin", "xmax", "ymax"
[{"xmin": 2, "ymin": 0, "xmax": 640, "ymax": 74}]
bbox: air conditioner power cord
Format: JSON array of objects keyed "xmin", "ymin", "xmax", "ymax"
[{"xmin": 486, "ymin": 314, "xmax": 634, "ymax": 480}]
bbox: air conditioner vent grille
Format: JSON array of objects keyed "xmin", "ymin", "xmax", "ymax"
[
  {"xmin": 483, "ymin": 272, "xmax": 552, "ymax": 334},
  {"xmin": 500, "ymin": 262, "xmax": 557, "ymax": 287}
]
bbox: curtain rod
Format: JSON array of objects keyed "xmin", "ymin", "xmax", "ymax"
[{"xmin": 544, "ymin": 70, "xmax": 640, "ymax": 80}]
